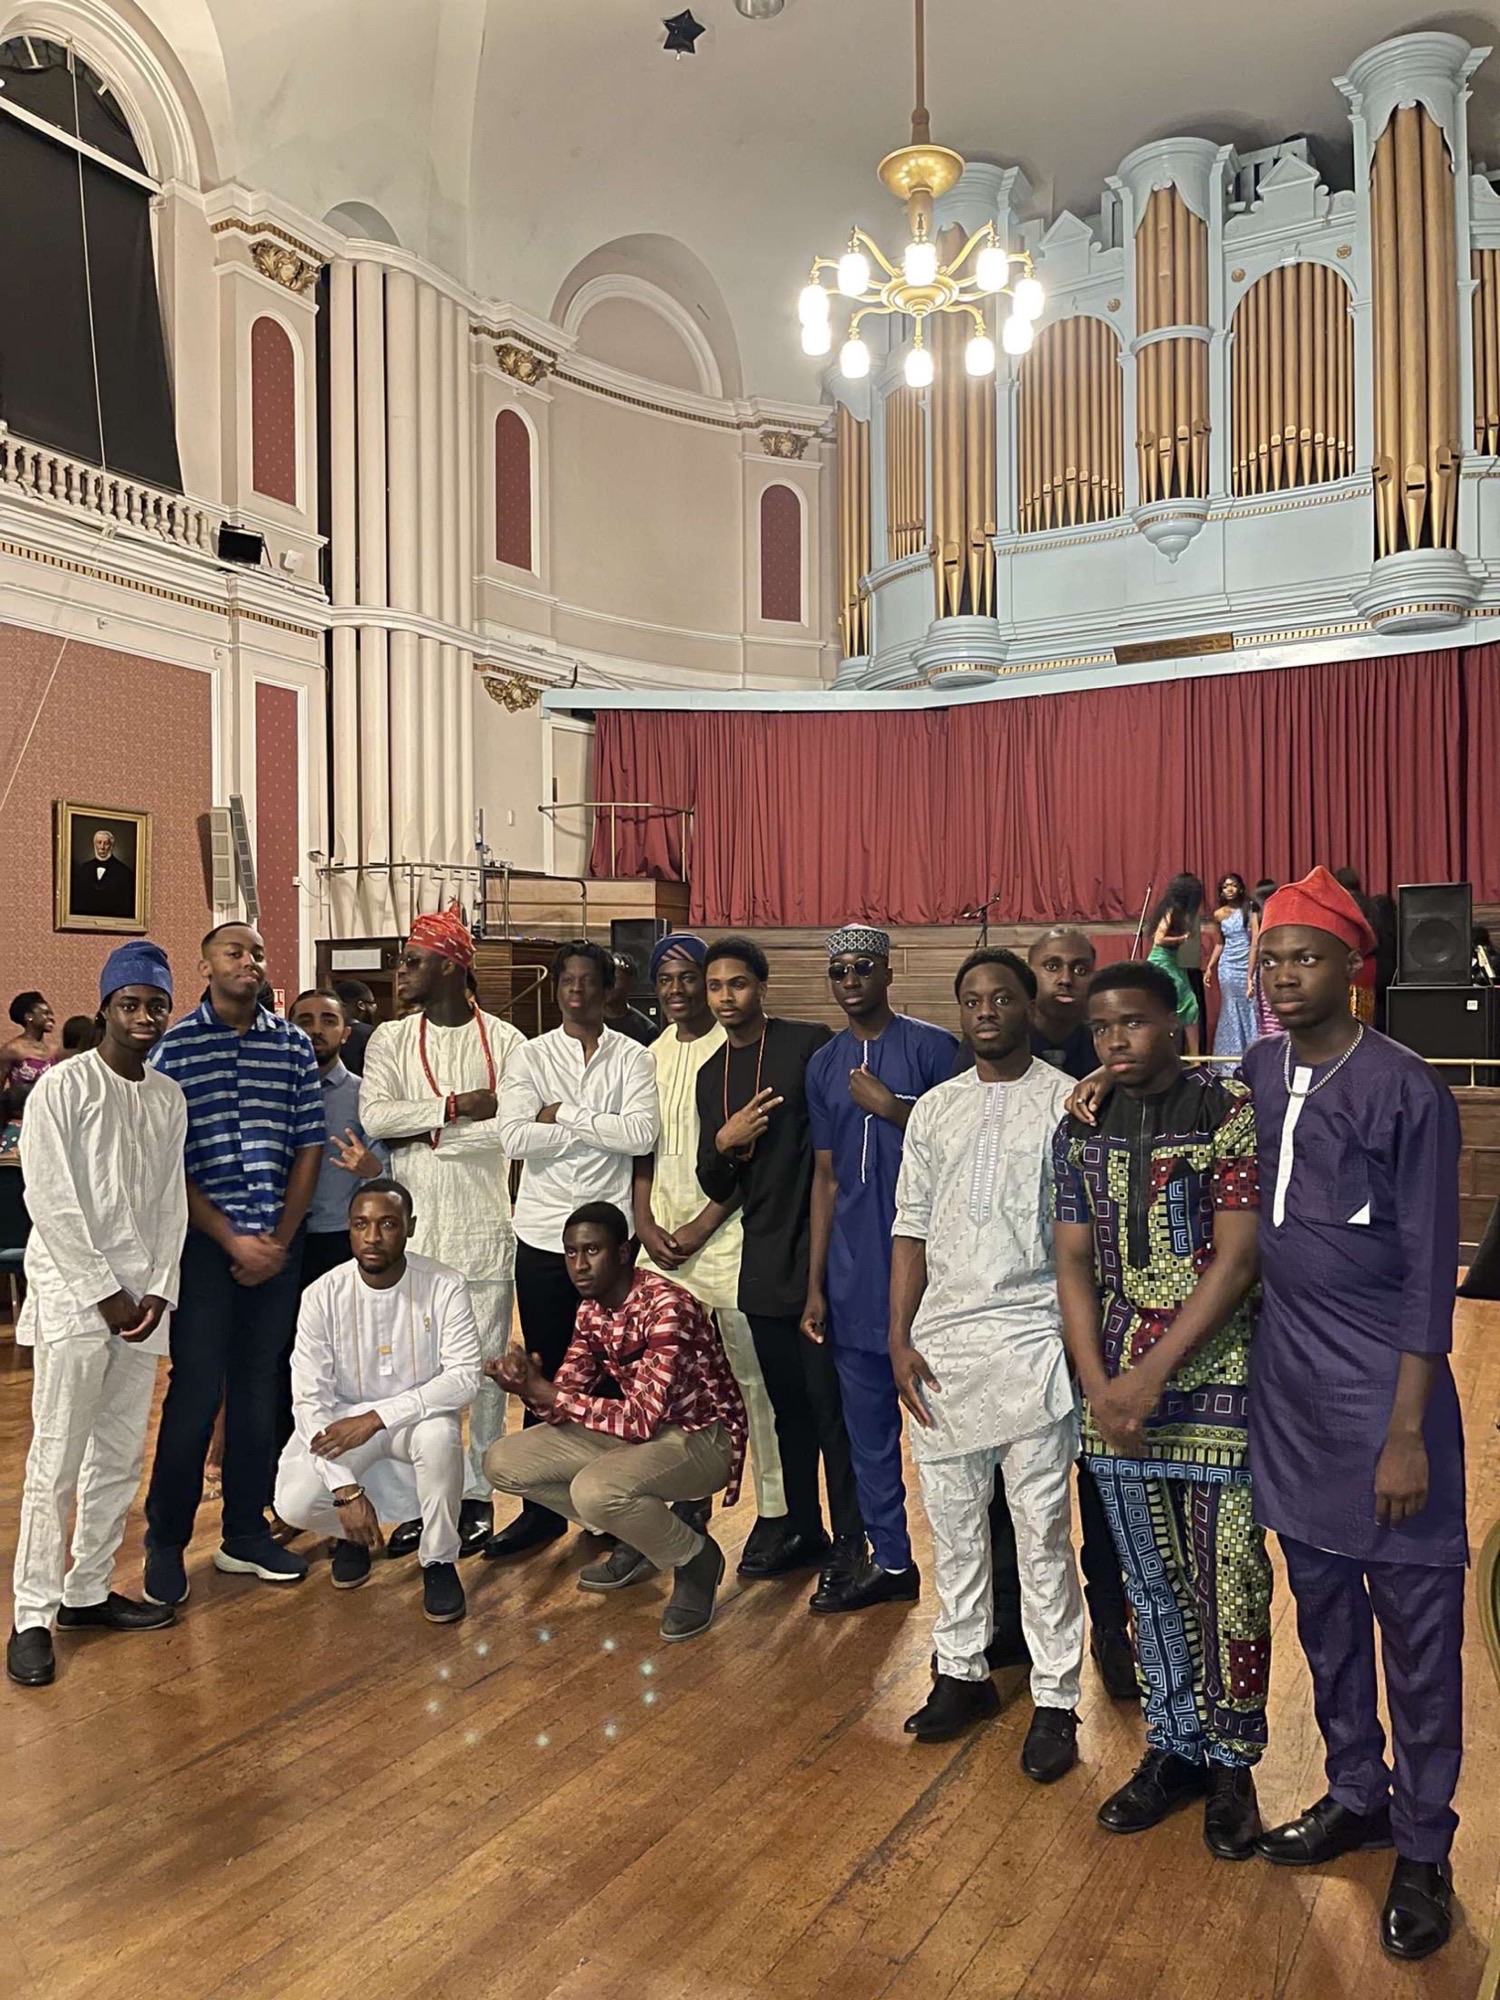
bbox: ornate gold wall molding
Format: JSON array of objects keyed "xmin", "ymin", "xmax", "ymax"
[
  {"xmin": 250, "ymin": 240, "xmax": 321, "ymax": 295},
  {"xmin": 835, "ymin": 405, "xmax": 871, "ymax": 658},
  {"xmin": 479, "ymin": 669, "xmax": 545, "ymax": 712},
  {"xmin": 495, "ymin": 340, "xmax": 554, "ymax": 387},
  {"xmin": 1135, "ymin": 188, "xmax": 1209, "ymax": 504},
  {"xmin": 1231, "ymin": 264, "xmax": 1353, "ymax": 495},
  {"xmin": 759, "ymin": 429, "xmax": 811, "ymax": 459},
  {"xmin": 1017, "ymin": 315, "xmax": 1124, "ymax": 532}
]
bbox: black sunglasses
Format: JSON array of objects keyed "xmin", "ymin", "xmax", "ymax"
[{"xmin": 828, "ymin": 958, "xmax": 879, "ymax": 980}]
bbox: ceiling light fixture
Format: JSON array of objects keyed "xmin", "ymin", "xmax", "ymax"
[
  {"xmin": 733, "ymin": 0, "xmax": 785, "ymax": 15},
  {"xmin": 797, "ymin": 0, "xmax": 1041, "ymax": 387}
]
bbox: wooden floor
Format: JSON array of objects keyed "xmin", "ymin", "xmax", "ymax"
[{"xmin": 0, "ymin": 1308, "xmax": 1496, "ymax": 2000}]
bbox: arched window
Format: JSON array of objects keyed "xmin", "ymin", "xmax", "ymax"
[
  {"xmin": 495, "ymin": 408, "xmax": 533, "ymax": 571},
  {"xmin": 759, "ymin": 484, "xmax": 802, "ymax": 623},
  {"xmin": 251, "ymin": 318, "xmax": 298, "ymax": 506},
  {"xmin": 0, "ymin": 36, "xmax": 180, "ymax": 489}
]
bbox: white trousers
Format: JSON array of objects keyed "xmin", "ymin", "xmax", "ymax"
[
  {"xmin": 275, "ymin": 1410, "xmax": 465, "ymax": 1565},
  {"xmin": 716, "ymin": 1307, "xmax": 787, "ymax": 1519},
  {"xmin": 13, "ymin": 1334, "xmax": 160, "ymax": 1631},
  {"xmin": 463, "ymin": 1277, "xmax": 514, "ymax": 1502},
  {"xmin": 916, "ymin": 1413, "xmax": 1085, "ymax": 1710}
]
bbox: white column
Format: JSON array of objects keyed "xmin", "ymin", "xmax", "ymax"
[
  {"xmin": 455, "ymin": 306, "xmax": 477, "ymax": 901},
  {"xmin": 385, "ymin": 268, "xmax": 421, "ymax": 933},
  {"xmin": 328, "ymin": 257, "xmax": 360, "ymax": 937},
  {"xmin": 416, "ymin": 282, "xmax": 445, "ymax": 879},
  {"xmin": 355, "ymin": 261, "xmax": 391, "ymax": 935},
  {"xmin": 438, "ymin": 295, "xmax": 461, "ymax": 874}
]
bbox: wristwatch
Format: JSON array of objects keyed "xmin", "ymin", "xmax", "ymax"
[{"xmin": 332, "ymin": 1485, "xmax": 367, "ymax": 1507}]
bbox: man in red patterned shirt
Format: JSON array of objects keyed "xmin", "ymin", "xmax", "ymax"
[{"xmin": 482, "ymin": 1202, "xmax": 746, "ymax": 1641}]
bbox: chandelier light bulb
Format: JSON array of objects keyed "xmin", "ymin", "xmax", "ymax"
[
  {"xmin": 801, "ymin": 318, "xmax": 832, "ymax": 357},
  {"xmin": 839, "ymin": 335, "xmax": 871, "ymax": 379},
  {"xmin": 975, "ymin": 243, "xmax": 1010, "ymax": 294},
  {"xmin": 904, "ymin": 341, "xmax": 935, "ymax": 389},
  {"xmin": 798, "ymin": 282, "xmax": 831, "ymax": 328},
  {"xmin": 1002, "ymin": 312, "xmax": 1034, "ymax": 357},
  {"xmin": 837, "ymin": 249, "xmax": 872, "ymax": 298},
  {"xmin": 903, "ymin": 238, "xmax": 939, "ymax": 288},
  {"xmin": 1013, "ymin": 275, "xmax": 1045, "ymax": 321},
  {"xmin": 965, "ymin": 333, "xmax": 996, "ymax": 377}
]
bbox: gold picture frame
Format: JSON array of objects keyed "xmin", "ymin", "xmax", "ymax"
[{"xmin": 54, "ymin": 800, "xmax": 152, "ymax": 934}]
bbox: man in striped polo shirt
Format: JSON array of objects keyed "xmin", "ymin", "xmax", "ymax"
[{"xmin": 142, "ymin": 922, "xmax": 326, "ymax": 1605}]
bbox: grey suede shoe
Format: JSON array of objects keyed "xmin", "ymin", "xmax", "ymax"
[{"xmin": 660, "ymin": 1533, "xmax": 725, "ymax": 1642}]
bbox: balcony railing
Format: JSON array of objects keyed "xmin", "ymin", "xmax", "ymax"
[{"xmin": 0, "ymin": 429, "xmax": 220, "ymax": 554}]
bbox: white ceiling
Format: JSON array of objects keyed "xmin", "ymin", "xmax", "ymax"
[{"xmin": 194, "ymin": 0, "xmax": 1500, "ymax": 397}]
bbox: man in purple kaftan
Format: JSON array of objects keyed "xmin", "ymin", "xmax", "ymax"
[{"xmin": 1242, "ymin": 866, "xmax": 1465, "ymax": 1967}]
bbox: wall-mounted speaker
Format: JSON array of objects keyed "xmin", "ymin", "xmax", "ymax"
[
  {"xmin": 1397, "ymin": 882, "xmax": 1471, "ymax": 985},
  {"xmin": 217, "ymin": 523, "xmax": 268, "ymax": 566}
]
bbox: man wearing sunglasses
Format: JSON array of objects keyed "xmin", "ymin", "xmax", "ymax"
[{"xmin": 802, "ymin": 926, "xmax": 958, "ymax": 1613}]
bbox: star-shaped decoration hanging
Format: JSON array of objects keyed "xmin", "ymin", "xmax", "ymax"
[{"xmin": 662, "ymin": 10, "xmax": 705, "ymax": 55}]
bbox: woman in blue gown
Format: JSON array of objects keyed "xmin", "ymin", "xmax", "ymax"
[{"xmin": 1208, "ymin": 871, "xmax": 1257, "ymax": 1057}]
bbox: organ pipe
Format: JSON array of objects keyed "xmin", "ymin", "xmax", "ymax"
[
  {"xmin": 1231, "ymin": 264, "xmax": 1354, "ymax": 495},
  {"xmin": 1475, "ymin": 249, "xmax": 1500, "ymax": 454},
  {"xmin": 1370, "ymin": 103, "xmax": 1460, "ymax": 553},
  {"xmin": 836, "ymin": 404, "xmax": 871, "ymax": 658},
  {"xmin": 1016, "ymin": 316, "xmax": 1124, "ymax": 531},
  {"xmin": 1135, "ymin": 186, "xmax": 1209, "ymax": 504},
  {"xmin": 930, "ymin": 265, "xmax": 996, "ymax": 617},
  {"xmin": 885, "ymin": 381, "xmax": 926, "ymax": 561}
]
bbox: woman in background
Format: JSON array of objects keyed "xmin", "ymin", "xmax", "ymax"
[
  {"xmin": 1, "ymin": 992, "xmax": 59, "ymax": 1091},
  {"xmin": 1207, "ymin": 872, "xmax": 1257, "ymax": 1059},
  {"xmin": 1163, "ymin": 872, "xmax": 1213, "ymax": 1028},
  {"xmin": 1147, "ymin": 892, "xmax": 1202, "ymax": 1054}
]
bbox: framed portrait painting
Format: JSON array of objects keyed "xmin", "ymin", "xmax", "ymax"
[{"xmin": 55, "ymin": 800, "xmax": 151, "ymax": 933}]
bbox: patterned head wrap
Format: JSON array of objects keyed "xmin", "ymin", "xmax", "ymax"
[
  {"xmin": 826, "ymin": 924, "xmax": 891, "ymax": 961},
  {"xmin": 407, "ymin": 902, "xmax": 475, "ymax": 971},
  {"xmin": 100, "ymin": 939, "xmax": 173, "ymax": 1004},
  {"xmin": 1261, "ymin": 866, "xmax": 1376, "ymax": 958},
  {"xmin": 648, "ymin": 933, "xmax": 708, "ymax": 979}
]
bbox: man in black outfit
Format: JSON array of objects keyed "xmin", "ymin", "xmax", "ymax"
[
  {"xmin": 70, "ymin": 827, "xmax": 136, "ymax": 920},
  {"xmin": 695, "ymin": 937, "xmax": 865, "ymax": 1587},
  {"xmin": 334, "ymin": 980, "xmax": 378, "ymax": 1076}
]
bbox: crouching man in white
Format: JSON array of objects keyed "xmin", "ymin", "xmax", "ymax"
[
  {"xmin": 274, "ymin": 1178, "xmax": 481, "ymax": 1625},
  {"xmin": 8, "ymin": 941, "xmax": 188, "ymax": 1689}
]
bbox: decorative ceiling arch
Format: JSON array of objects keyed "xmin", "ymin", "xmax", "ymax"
[
  {"xmin": 564, "ymin": 273, "xmax": 722, "ymax": 399},
  {"xmin": 551, "ymin": 233, "xmax": 744, "ymax": 402},
  {"xmin": 323, "ymin": 200, "xmax": 403, "ymax": 248}
]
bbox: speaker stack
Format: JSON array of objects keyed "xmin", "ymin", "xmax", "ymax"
[{"xmin": 1386, "ymin": 882, "xmax": 1498, "ymax": 1085}]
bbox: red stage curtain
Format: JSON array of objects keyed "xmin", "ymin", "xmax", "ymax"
[{"xmin": 589, "ymin": 646, "xmax": 1500, "ymax": 926}]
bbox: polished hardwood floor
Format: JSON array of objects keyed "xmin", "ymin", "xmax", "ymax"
[{"xmin": 0, "ymin": 1305, "xmax": 1495, "ymax": 2000}]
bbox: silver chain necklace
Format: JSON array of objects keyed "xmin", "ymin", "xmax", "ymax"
[{"xmin": 1283, "ymin": 1022, "xmax": 1364, "ymax": 1098}]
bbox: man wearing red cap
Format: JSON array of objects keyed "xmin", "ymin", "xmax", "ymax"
[
  {"xmin": 359, "ymin": 906, "xmax": 526, "ymax": 1558},
  {"xmin": 1243, "ymin": 866, "xmax": 1466, "ymax": 1964}
]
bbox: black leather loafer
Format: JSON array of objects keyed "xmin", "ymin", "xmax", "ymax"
[
  {"xmin": 56, "ymin": 1592, "xmax": 174, "ymax": 1631},
  {"xmin": 7, "ymin": 1627, "xmax": 55, "ymax": 1687},
  {"xmin": 1020, "ymin": 1707, "xmax": 1079, "ymax": 1784},
  {"xmin": 1098, "ymin": 1749, "xmax": 1209, "ymax": 1833},
  {"xmin": 810, "ymin": 1557, "xmax": 920, "ymax": 1615},
  {"xmin": 1253, "ymin": 1794, "xmax": 1393, "ymax": 1867},
  {"xmin": 1381, "ymin": 1858, "xmax": 1453, "ymax": 1961},
  {"xmin": 904, "ymin": 1673, "xmax": 1000, "ymax": 1743}
]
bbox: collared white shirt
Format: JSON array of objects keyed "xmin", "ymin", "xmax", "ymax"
[
  {"xmin": 291, "ymin": 1251, "xmax": 482, "ymax": 1490},
  {"xmin": 499, "ymin": 1025, "xmax": 660, "ymax": 1253},
  {"xmin": 18, "ymin": 1049, "xmax": 188, "ymax": 1353}
]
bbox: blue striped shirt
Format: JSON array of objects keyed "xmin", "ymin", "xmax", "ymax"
[{"xmin": 150, "ymin": 998, "xmax": 325, "ymax": 1234}]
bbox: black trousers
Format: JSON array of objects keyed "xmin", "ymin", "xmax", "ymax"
[
  {"xmin": 745, "ymin": 1313, "xmax": 863, "ymax": 1544},
  {"xmin": 145, "ymin": 1227, "xmax": 305, "ymax": 1552},
  {"xmin": 989, "ymin": 1456, "xmax": 1128, "ymax": 1635},
  {"xmin": 274, "ymin": 1229, "xmax": 354, "ymax": 1459},
  {"xmin": 513, "ymin": 1240, "xmax": 584, "ymax": 1528}
]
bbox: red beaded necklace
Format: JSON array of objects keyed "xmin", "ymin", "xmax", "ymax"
[{"xmin": 417, "ymin": 1004, "xmax": 496, "ymax": 1148}]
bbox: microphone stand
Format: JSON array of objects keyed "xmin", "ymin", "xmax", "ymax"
[{"xmin": 1130, "ymin": 879, "xmax": 1155, "ymax": 960}]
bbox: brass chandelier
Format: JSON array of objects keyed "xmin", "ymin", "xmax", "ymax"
[{"xmin": 797, "ymin": 0, "xmax": 1042, "ymax": 387}]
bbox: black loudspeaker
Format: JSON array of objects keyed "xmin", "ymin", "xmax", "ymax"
[
  {"xmin": 610, "ymin": 918, "xmax": 667, "ymax": 999},
  {"xmin": 1387, "ymin": 984, "xmax": 1500, "ymax": 1085},
  {"xmin": 217, "ymin": 523, "xmax": 268, "ymax": 566},
  {"xmin": 1397, "ymin": 882, "xmax": 1471, "ymax": 985}
]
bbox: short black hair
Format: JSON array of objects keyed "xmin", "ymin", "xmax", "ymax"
[
  {"xmin": 348, "ymin": 1174, "xmax": 414, "ymax": 1220},
  {"xmin": 1086, "ymin": 959, "xmax": 1180, "ymax": 1013},
  {"xmin": 8, "ymin": 990, "xmax": 44, "ymax": 1027},
  {"xmin": 290, "ymin": 987, "xmax": 345, "ymax": 1014},
  {"xmin": 704, "ymin": 935, "xmax": 769, "ymax": 982},
  {"xmin": 563, "ymin": 1200, "xmax": 632, "ymax": 1247},
  {"xmin": 1027, "ymin": 926, "xmax": 1095, "ymax": 966},
  {"xmin": 550, "ymin": 938, "xmax": 616, "ymax": 991},
  {"xmin": 62, "ymin": 1014, "xmax": 100, "ymax": 1052},
  {"xmin": 335, "ymin": 979, "xmax": 375, "ymax": 1006},
  {"xmin": 953, "ymin": 949, "xmax": 1036, "ymax": 1001},
  {"xmin": 201, "ymin": 920, "xmax": 261, "ymax": 954}
]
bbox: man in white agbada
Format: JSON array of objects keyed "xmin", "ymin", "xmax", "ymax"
[
  {"xmin": 8, "ymin": 941, "xmax": 187, "ymax": 1689},
  {"xmin": 890, "ymin": 949, "xmax": 1085, "ymax": 1781},
  {"xmin": 273, "ymin": 1178, "xmax": 481, "ymax": 1625},
  {"xmin": 358, "ymin": 905, "xmax": 524, "ymax": 1559}
]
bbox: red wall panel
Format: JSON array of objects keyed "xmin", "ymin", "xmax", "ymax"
[{"xmin": 251, "ymin": 315, "xmax": 298, "ymax": 507}]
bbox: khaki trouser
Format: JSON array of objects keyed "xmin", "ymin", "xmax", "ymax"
[{"xmin": 483, "ymin": 1420, "xmax": 732, "ymax": 1571}]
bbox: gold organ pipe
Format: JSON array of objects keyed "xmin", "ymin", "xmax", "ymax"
[
  {"xmin": 1017, "ymin": 316, "xmax": 1124, "ymax": 530},
  {"xmin": 1424, "ymin": 110, "xmax": 1458, "ymax": 549},
  {"xmin": 1231, "ymin": 264, "xmax": 1354, "ymax": 497},
  {"xmin": 1372, "ymin": 128, "xmax": 1401, "ymax": 551},
  {"xmin": 1394, "ymin": 107, "xmax": 1430, "ymax": 551},
  {"xmin": 1477, "ymin": 251, "xmax": 1500, "ymax": 455}
]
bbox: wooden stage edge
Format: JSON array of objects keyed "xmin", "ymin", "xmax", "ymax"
[{"xmin": 0, "ymin": 1301, "xmax": 1496, "ymax": 2000}]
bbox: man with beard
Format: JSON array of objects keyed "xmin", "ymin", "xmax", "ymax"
[
  {"xmin": 359, "ymin": 907, "xmax": 526, "ymax": 1558},
  {"xmin": 801, "ymin": 925, "xmax": 956, "ymax": 1613}
]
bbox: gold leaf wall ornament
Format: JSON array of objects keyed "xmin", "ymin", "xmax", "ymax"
[
  {"xmin": 250, "ymin": 240, "xmax": 321, "ymax": 294},
  {"xmin": 759, "ymin": 429, "xmax": 812, "ymax": 459},
  {"xmin": 495, "ymin": 340, "xmax": 553, "ymax": 386},
  {"xmin": 481, "ymin": 672, "xmax": 544, "ymax": 712}
]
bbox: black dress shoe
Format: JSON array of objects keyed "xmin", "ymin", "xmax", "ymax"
[
  {"xmin": 331, "ymin": 1540, "xmax": 373, "ymax": 1589},
  {"xmin": 386, "ymin": 1520, "xmax": 422, "ymax": 1560},
  {"xmin": 805, "ymin": 1534, "xmax": 869, "ymax": 1609},
  {"xmin": 7, "ymin": 1627, "xmax": 55, "ymax": 1687},
  {"xmin": 56, "ymin": 1591, "xmax": 174, "ymax": 1632},
  {"xmin": 1203, "ymin": 1766, "xmax": 1262, "ymax": 1860},
  {"xmin": 737, "ymin": 1515, "xmax": 790, "ymax": 1570},
  {"xmin": 422, "ymin": 1561, "xmax": 467, "ymax": 1624},
  {"xmin": 1381, "ymin": 1858, "xmax": 1454, "ymax": 1961},
  {"xmin": 809, "ymin": 1557, "xmax": 921, "ymax": 1616},
  {"xmin": 1021, "ymin": 1707, "xmax": 1079, "ymax": 1784},
  {"xmin": 904, "ymin": 1673, "xmax": 1001, "ymax": 1743},
  {"xmin": 457, "ymin": 1500, "xmax": 494, "ymax": 1558},
  {"xmin": 481, "ymin": 1511, "xmax": 569, "ymax": 1562},
  {"xmin": 1090, "ymin": 1623, "xmax": 1138, "ymax": 1702},
  {"xmin": 1097, "ymin": 1749, "xmax": 1210, "ymax": 1833},
  {"xmin": 737, "ymin": 1526, "xmax": 830, "ymax": 1579},
  {"xmin": 1253, "ymin": 1793, "xmax": 1394, "ymax": 1867}
]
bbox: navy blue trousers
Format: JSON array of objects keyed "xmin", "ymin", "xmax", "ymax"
[{"xmin": 828, "ymin": 1342, "xmax": 911, "ymax": 1572}]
